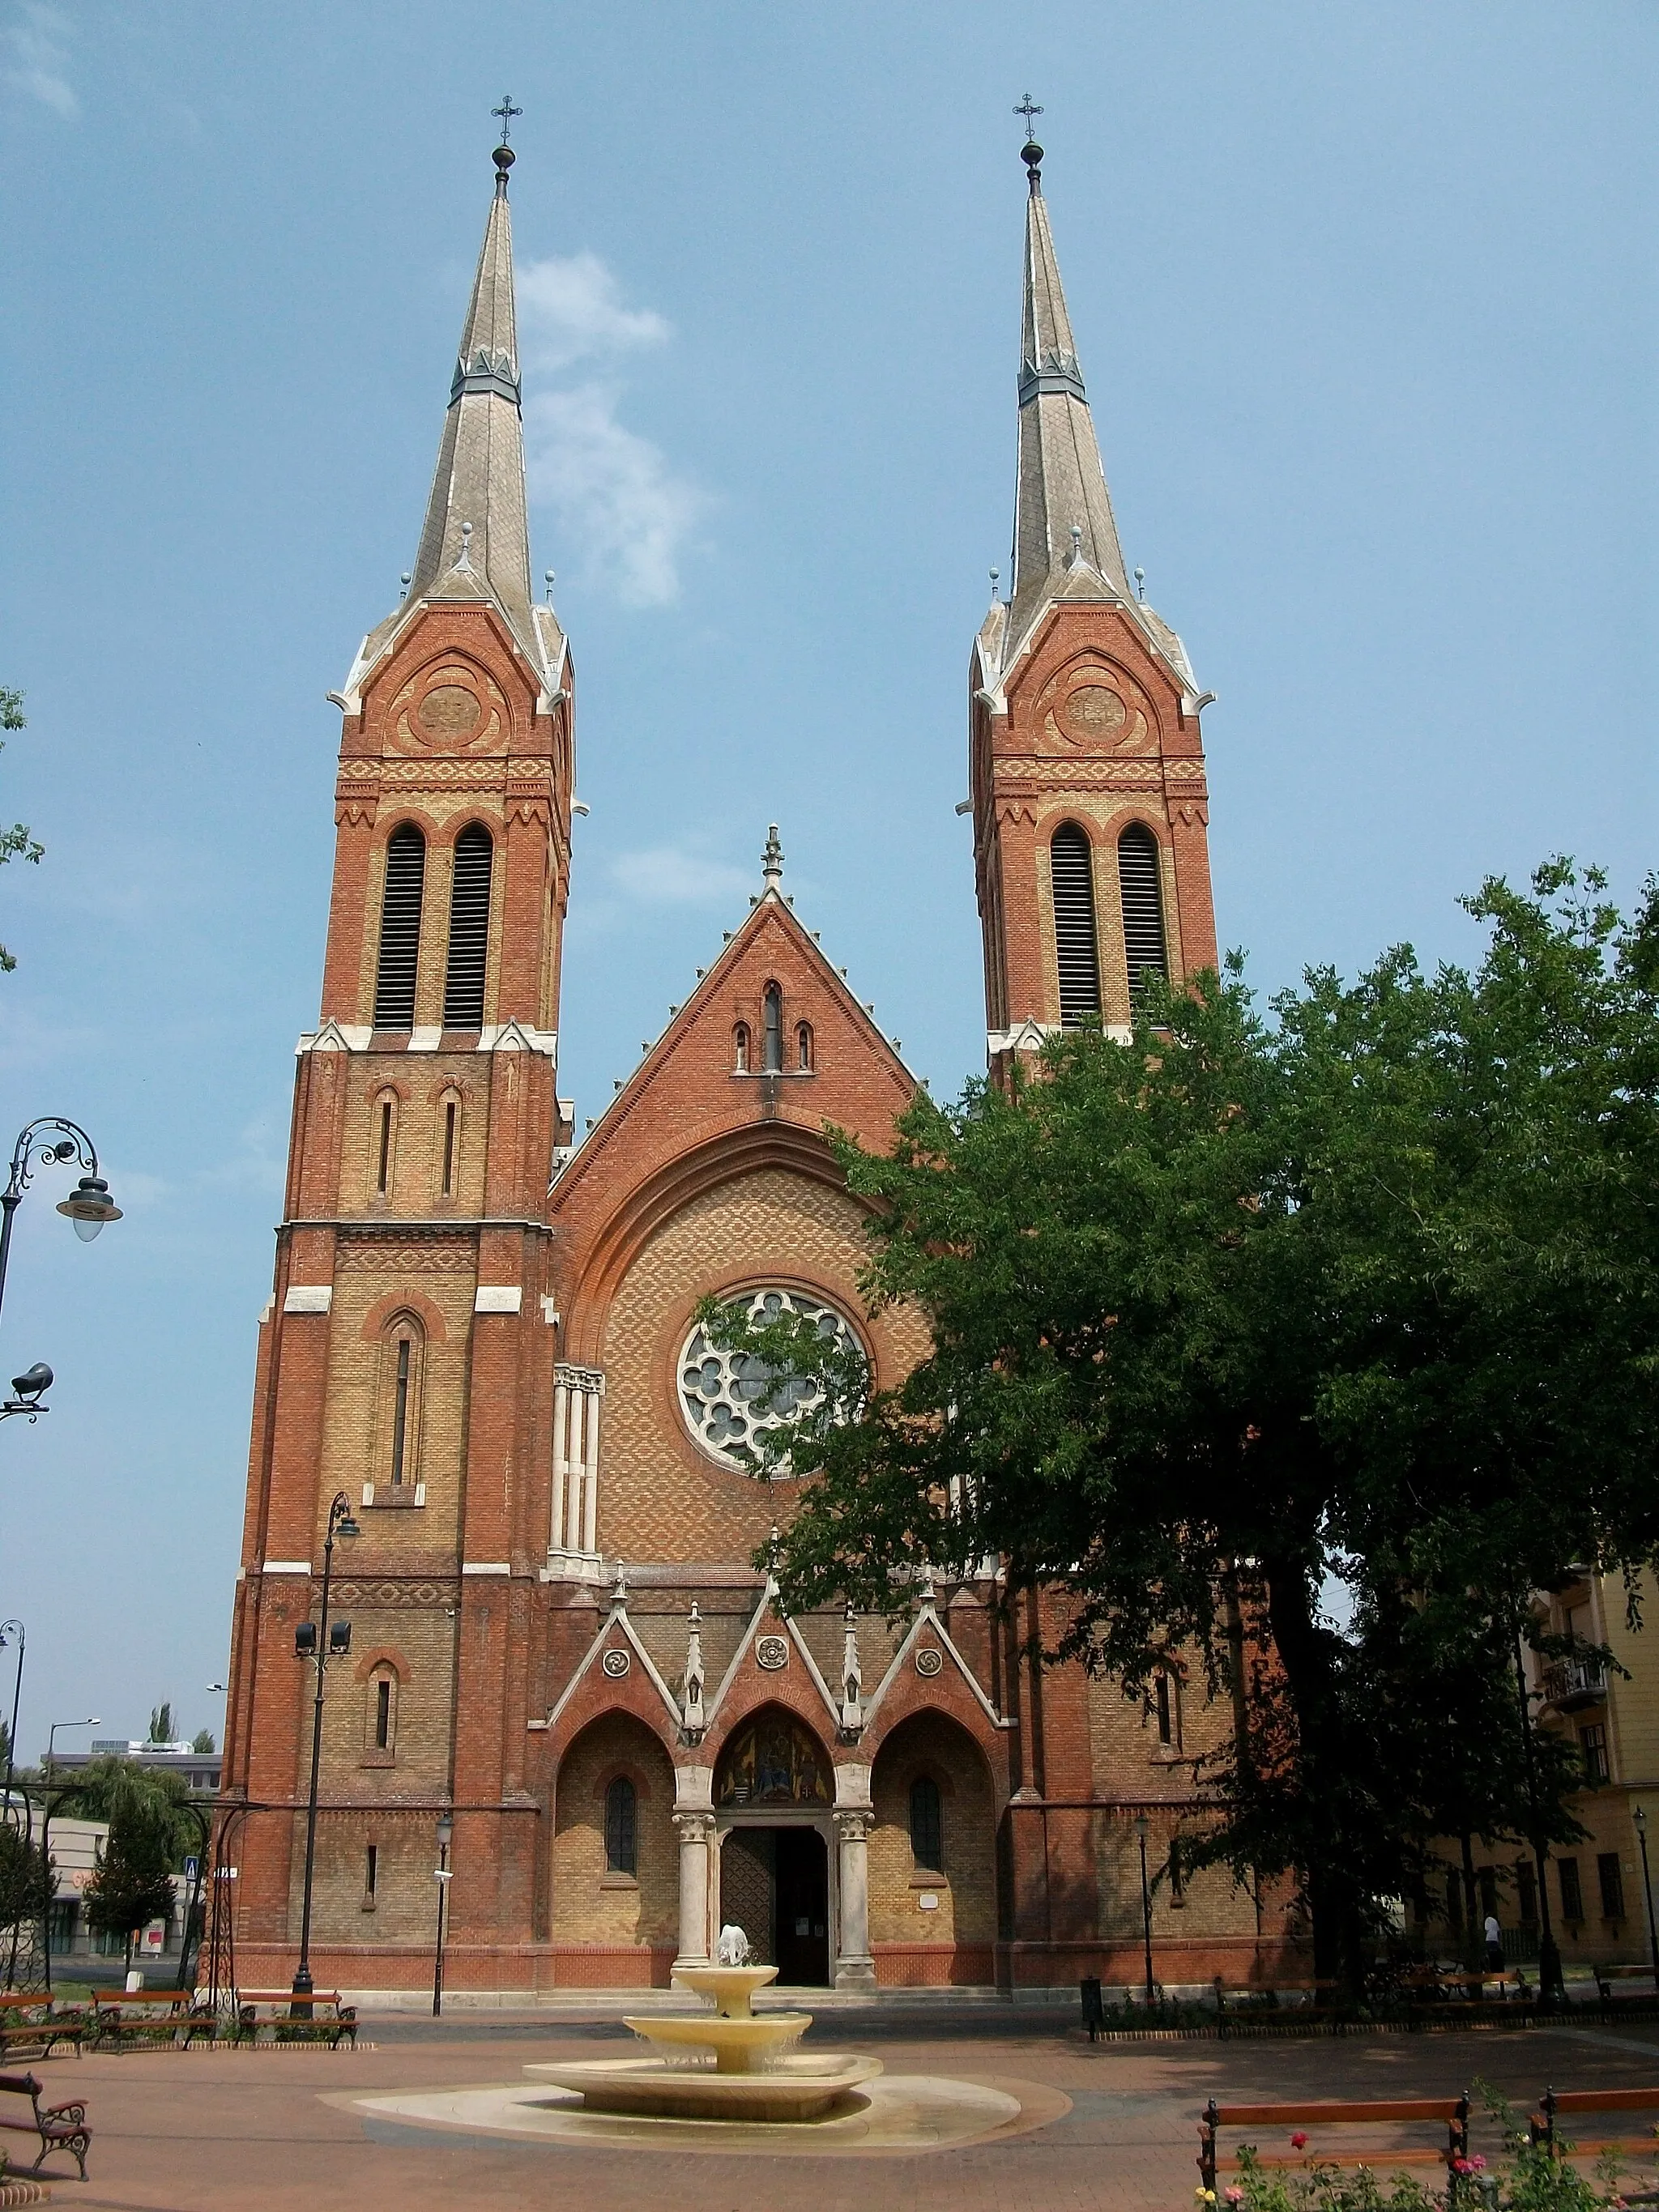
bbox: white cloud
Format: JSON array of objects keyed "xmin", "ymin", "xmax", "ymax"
[
  {"xmin": 608, "ymin": 847, "xmax": 751, "ymax": 907},
  {"xmin": 2, "ymin": 2, "xmax": 76, "ymax": 117},
  {"xmin": 517, "ymin": 253, "xmax": 702, "ymax": 608},
  {"xmin": 518, "ymin": 252, "xmax": 669, "ymax": 373}
]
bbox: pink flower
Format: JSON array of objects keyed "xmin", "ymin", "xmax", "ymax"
[
  {"xmin": 1225, "ymin": 2192, "xmax": 1243, "ymax": 2206},
  {"xmin": 1290, "ymin": 2132, "xmax": 1308, "ymax": 2150}
]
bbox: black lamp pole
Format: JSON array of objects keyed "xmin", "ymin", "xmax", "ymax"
[
  {"xmin": 1135, "ymin": 1811, "xmax": 1156, "ymax": 2006},
  {"xmin": 0, "ymin": 1119, "xmax": 122, "ymax": 1422},
  {"xmin": 0, "ymin": 1622, "xmax": 23, "ymax": 1816},
  {"xmin": 1635, "ymin": 1807, "xmax": 1659, "ymax": 1989},
  {"xmin": 432, "ymin": 1810, "xmax": 454, "ymax": 2017},
  {"xmin": 292, "ymin": 1492, "xmax": 358, "ymax": 2003}
]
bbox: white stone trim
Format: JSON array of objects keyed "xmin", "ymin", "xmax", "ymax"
[
  {"xmin": 461, "ymin": 1562, "xmax": 511, "ymax": 1577},
  {"xmin": 474, "ymin": 1285, "xmax": 523, "ymax": 1315},
  {"xmin": 296, "ymin": 1021, "xmax": 371, "ymax": 1055},
  {"xmin": 480, "ymin": 1021, "xmax": 558, "ymax": 1058},
  {"xmin": 407, "ymin": 1026, "xmax": 442, "ymax": 1052},
  {"xmin": 283, "ymin": 1285, "xmax": 333, "ymax": 1315},
  {"xmin": 539, "ymin": 1296, "xmax": 560, "ymax": 1325},
  {"xmin": 262, "ymin": 1561, "xmax": 313, "ymax": 1576}
]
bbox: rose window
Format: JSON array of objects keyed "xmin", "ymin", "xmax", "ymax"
[{"xmin": 678, "ymin": 1289, "xmax": 860, "ymax": 1471}]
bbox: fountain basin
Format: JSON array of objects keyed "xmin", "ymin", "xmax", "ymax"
[
  {"xmin": 667, "ymin": 1963, "xmax": 779, "ymax": 2018},
  {"xmin": 623, "ymin": 2010, "xmax": 812, "ymax": 2073},
  {"xmin": 527, "ymin": 2052, "xmax": 883, "ymax": 2125}
]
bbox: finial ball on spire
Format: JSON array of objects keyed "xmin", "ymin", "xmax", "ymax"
[{"xmin": 493, "ymin": 143, "xmax": 515, "ymax": 175}]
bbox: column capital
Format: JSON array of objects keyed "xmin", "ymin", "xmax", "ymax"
[
  {"xmin": 832, "ymin": 1807, "xmax": 872, "ymax": 1843},
  {"xmin": 673, "ymin": 1809, "xmax": 715, "ymax": 1843}
]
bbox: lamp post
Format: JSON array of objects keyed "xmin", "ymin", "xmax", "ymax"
[
  {"xmin": 432, "ymin": 1810, "xmax": 454, "ymax": 2017},
  {"xmin": 0, "ymin": 1119, "xmax": 122, "ymax": 1423},
  {"xmin": 291, "ymin": 1492, "xmax": 359, "ymax": 2003},
  {"xmin": 45, "ymin": 1718, "xmax": 99, "ymax": 1782},
  {"xmin": 0, "ymin": 1623, "xmax": 23, "ymax": 1817},
  {"xmin": 1634, "ymin": 1806, "xmax": 1659, "ymax": 1990},
  {"xmin": 1134, "ymin": 1810, "xmax": 1156, "ymax": 2008}
]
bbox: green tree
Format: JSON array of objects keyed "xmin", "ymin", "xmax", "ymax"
[
  {"xmin": 0, "ymin": 1825, "xmax": 53, "ymax": 1946},
  {"xmin": 708, "ymin": 864, "xmax": 1659, "ymax": 1995},
  {"xmin": 80, "ymin": 1768, "xmax": 180, "ymax": 1969},
  {"xmin": 190, "ymin": 1730, "xmax": 215, "ymax": 1755},
  {"xmin": 147, "ymin": 1703, "xmax": 173, "ymax": 1745},
  {"xmin": 0, "ymin": 689, "xmax": 42, "ymax": 973}
]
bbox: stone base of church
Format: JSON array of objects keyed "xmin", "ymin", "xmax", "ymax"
[{"xmin": 223, "ymin": 1933, "xmax": 1302, "ymax": 1997}]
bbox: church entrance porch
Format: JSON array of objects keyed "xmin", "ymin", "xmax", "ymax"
[{"xmin": 717, "ymin": 1825, "xmax": 830, "ymax": 1987}]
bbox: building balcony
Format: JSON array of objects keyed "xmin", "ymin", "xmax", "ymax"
[{"xmin": 1540, "ymin": 1658, "xmax": 1606, "ymax": 1712}]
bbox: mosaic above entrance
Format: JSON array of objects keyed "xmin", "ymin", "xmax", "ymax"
[{"xmin": 714, "ymin": 1710, "xmax": 831, "ymax": 1808}]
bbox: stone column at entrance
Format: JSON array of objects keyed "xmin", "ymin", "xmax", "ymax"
[
  {"xmin": 833, "ymin": 1807, "xmax": 876, "ymax": 1992},
  {"xmin": 672, "ymin": 1764, "xmax": 715, "ymax": 1972},
  {"xmin": 673, "ymin": 1813, "xmax": 714, "ymax": 1970}
]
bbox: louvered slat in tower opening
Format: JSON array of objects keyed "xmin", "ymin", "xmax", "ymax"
[
  {"xmin": 443, "ymin": 823, "xmax": 494, "ymax": 1029},
  {"xmin": 1117, "ymin": 824, "xmax": 1169, "ymax": 1004},
  {"xmin": 1051, "ymin": 823, "xmax": 1102, "ymax": 1026},
  {"xmin": 373, "ymin": 825, "xmax": 426, "ymax": 1029}
]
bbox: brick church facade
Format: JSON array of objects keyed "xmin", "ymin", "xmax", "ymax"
[{"xmin": 219, "ymin": 132, "xmax": 1286, "ymax": 1994}]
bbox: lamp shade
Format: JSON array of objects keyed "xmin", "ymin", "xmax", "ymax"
[{"xmin": 57, "ymin": 1176, "xmax": 121, "ymax": 1242}]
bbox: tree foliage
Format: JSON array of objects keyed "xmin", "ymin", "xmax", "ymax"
[
  {"xmin": 0, "ymin": 1825, "xmax": 52, "ymax": 1937},
  {"xmin": 707, "ymin": 864, "xmax": 1659, "ymax": 1985},
  {"xmin": 80, "ymin": 1767, "xmax": 181, "ymax": 1960},
  {"xmin": 0, "ymin": 689, "xmax": 41, "ymax": 974}
]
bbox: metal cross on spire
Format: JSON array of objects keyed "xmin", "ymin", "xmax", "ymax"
[
  {"xmin": 492, "ymin": 93, "xmax": 522, "ymax": 146},
  {"xmin": 1013, "ymin": 92, "xmax": 1043, "ymax": 142}
]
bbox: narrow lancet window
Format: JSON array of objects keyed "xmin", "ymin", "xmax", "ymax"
[
  {"xmin": 390, "ymin": 1337, "xmax": 412, "ymax": 1487},
  {"xmin": 443, "ymin": 823, "xmax": 493, "ymax": 1029},
  {"xmin": 733, "ymin": 1023, "xmax": 750, "ymax": 1073},
  {"xmin": 1050, "ymin": 823, "xmax": 1102, "ymax": 1025},
  {"xmin": 441, "ymin": 1097, "xmax": 458, "ymax": 1197},
  {"xmin": 796, "ymin": 1021, "xmax": 813, "ymax": 1072},
  {"xmin": 1117, "ymin": 823, "xmax": 1169, "ymax": 1004},
  {"xmin": 376, "ymin": 1098, "xmax": 394, "ymax": 1196},
  {"xmin": 604, "ymin": 1775, "xmax": 637, "ymax": 1875},
  {"xmin": 909, "ymin": 1775, "xmax": 944, "ymax": 1873},
  {"xmin": 373, "ymin": 825, "xmax": 426, "ymax": 1029},
  {"xmin": 762, "ymin": 983, "xmax": 783, "ymax": 1072}
]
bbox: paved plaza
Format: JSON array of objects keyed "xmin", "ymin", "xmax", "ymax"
[{"xmin": 29, "ymin": 2010, "xmax": 1659, "ymax": 2212}]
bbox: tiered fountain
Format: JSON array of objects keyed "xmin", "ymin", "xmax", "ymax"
[{"xmin": 532, "ymin": 1934, "xmax": 881, "ymax": 2124}]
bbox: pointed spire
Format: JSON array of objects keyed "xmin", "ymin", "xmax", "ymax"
[
  {"xmin": 1007, "ymin": 139, "xmax": 1132, "ymax": 654},
  {"xmin": 405, "ymin": 142, "xmax": 537, "ymax": 653}
]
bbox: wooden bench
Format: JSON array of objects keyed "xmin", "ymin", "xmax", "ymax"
[
  {"xmin": 1592, "ymin": 1964, "xmax": 1659, "ymax": 2014},
  {"xmin": 1529, "ymin": 2083, "xmax": 1659, "ymax": 2161},
  {"xmin": 1212, "ymin": 1977, "xmax": 1339, "ymax": 2035},
  {"xmin": 1199, "ymin": 2095, "xmax": 1471, "ymax": 2193},
  {"xmin": 0, "ymin": 2070, "xmax": 90, "ymax": 2181},
  {"xmin": 232, "ymin": 1989, "xmax": 358, "ymax": 2048},
  {"xmin": 90, "ymin": 1988, "xmax": 216, "ymax": 2050},
  {"xmin": 0, "ymin": 1993, "xmax": 83, "ymax": 2061}
]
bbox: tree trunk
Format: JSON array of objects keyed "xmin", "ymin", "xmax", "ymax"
[
  {"xmin": 1459, "ymin": 1833, "xmax": 1481, "ymax": 1980},
  {"xmin": 1260, "ymin": 1551, "xmax": 1368, "ymax": 2006}
]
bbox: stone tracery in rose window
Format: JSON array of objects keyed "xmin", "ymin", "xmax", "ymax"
[{"xmin": 677, "ymin": 1288, "xmax": 861, "ymax": 1472}]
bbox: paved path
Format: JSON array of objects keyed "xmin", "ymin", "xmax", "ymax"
[{"xmin": 42, "ymin": 2017, "xmax": 1659, "ymax": 2212}]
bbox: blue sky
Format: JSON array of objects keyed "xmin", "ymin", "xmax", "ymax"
[{"xmin": 0, "ymin": 2, "xmax": 1653, "ymax": 1750}]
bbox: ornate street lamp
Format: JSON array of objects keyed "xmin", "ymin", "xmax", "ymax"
[
  {"xmin": 1134, "ymin": 1810, "xmax": 1156, "ymax": 2008},
  {"xmin": 432, "ymin": 1810, "xmax": 454, "ymax": 2017},
  {"xmin": 0, "ymin": 1119, "xmax": 122, "ymax": 1422},
  {"xmin": 1634, "ymin": 1806, "xmax": 1659, "ymax": 1990},
  {"xmin": 291, "ymin": 1493, "xmax": 359, "ymax": 2003}
]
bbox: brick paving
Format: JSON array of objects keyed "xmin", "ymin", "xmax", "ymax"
[{"xmin": 41, "ymin": 2016, "xmax": 1659, "ymax": 2212}]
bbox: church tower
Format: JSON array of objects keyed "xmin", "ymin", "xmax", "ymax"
[
  {"xmin": 222, "ymin": 138, "xmax": 576, "ymax": 1962},
  {"xmin": 971, "ymin": 133, "xmax": 1218, "ymax": 1068}
]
